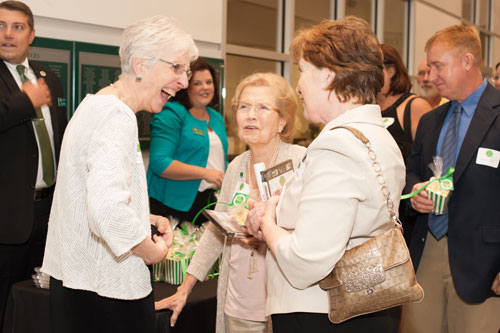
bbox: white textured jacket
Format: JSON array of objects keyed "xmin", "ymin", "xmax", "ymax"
[{"xmin": 42, "ymin": 95, "xmax": 151, "ymax": 300}]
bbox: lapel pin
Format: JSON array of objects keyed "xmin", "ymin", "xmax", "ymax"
[{"xmin": 40, "ymin": 71, "xmax": 46, "ymax": 77}]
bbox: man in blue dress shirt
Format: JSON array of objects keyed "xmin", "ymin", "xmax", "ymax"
[{"xmin": 401, "ymin": 25, "xmax": 500, "ymax": 332}]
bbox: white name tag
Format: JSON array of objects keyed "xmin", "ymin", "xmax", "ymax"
[
  {"xmin": 136, "ymin": 143, "xmax": 143, "ymax": 164},
  {"xmin": 476, "ymin": 147, "xmax": 500, "ymax": 168},
  {"xmin": 382, "ymin": 117, "xmax": 394, "ymax": 128}
]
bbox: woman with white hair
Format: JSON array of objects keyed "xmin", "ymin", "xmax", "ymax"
[{"xmin": 41, "ymin": 16, "xmax": 198, "ymax": 333}]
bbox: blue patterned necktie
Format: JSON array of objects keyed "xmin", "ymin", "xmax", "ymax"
[{"xmin": 428, "ymin": 104, "xmax": 462, "ymax": 239}]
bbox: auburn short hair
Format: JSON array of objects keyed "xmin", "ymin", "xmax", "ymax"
[{"xmin": 290, "ymin": 16, "xmax": 384, "ymax": 104}]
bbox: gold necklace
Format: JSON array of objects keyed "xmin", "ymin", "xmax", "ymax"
[{"xmin": 245, "ymin": 140, "xmax": 280, "ymax": 279}]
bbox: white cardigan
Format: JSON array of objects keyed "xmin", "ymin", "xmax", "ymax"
[
  {"xmin": 266, "ymin": 104, "xmax": 406, "ymax": 315},
  {"xmin": 42, "ymin": 95, "xmax": 151, "ymax": 300}
]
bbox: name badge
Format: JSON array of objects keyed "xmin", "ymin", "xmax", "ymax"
[
  {"xmin": 136, "ymin": 142, "xmax": 143, "ymax": 163},
  {"xmin": 476, "ymin": 147, "xmax": 499, "ymax": 168},
  {"xmin": 57, "ymin": 98, "xmax": 67, "ymax": 107},
  {"xmin": 231, "ymin": 182, "xmax": 250, "ymax": 207},
  {"xmin": 193, "ymin": 128, "xmax": 205, "ymax": 136},
  {"xmin": 382, "ymin": 117, "xmax": 394, "ymax": 128},
  {"xmin": 295, "ymin": 156, "xmax": 306, "ymax": 179}
]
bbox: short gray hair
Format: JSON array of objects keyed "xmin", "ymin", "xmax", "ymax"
[{"xmin": 119, "ymin": 15, "xmax": 199, "ymax": 76}]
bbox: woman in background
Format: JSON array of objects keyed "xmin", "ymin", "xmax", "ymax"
[
  {"xmin": 42, "ymin": 16, "xmax": 197, "ymax": 333},
  {"xmin": 155, "ymin": 73, "xmax": 306, "ymax": 333},
  {"xmin": 147, "ymin": 58, "xmax": 227, "ymax": 225},
  {"xmin": 378, "ymin": 44, "xmax": 431, "ymax": 160},
  {"xmin": 246, "ymin": 17, "xmax": 405, "ymax": 333},
  {"xmin": 378, "ymin": 44, "xmax": 431, "ymax": 244}
]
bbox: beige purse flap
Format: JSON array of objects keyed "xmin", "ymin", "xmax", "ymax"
[{"xmin": 319, "ymin": 226, "xmax": 409, "ymax": 291}]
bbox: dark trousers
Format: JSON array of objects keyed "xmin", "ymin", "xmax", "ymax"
[
  {"xmin": 150, "ymin": 189, "xmax": 217, "ymax": 226},
  {"xmin": 0, "ymin": 192, "xmax": 52, "ymax": 330},
  {"xmin": 271, "ymin": 307, "xmax": 400, "ymax": 333},
  {"xmin": 50, "ymin": 277, "xmax": 155, "ymax": 333}
]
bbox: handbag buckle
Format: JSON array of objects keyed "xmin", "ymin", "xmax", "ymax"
[{"xmin": 341, "ymin": 263, "xmax": 385, "ymax": 293}]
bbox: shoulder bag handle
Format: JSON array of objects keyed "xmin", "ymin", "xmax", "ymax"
[{"xmin": 329, "ymin": 125, "xmax": 401, "ymax": 227}]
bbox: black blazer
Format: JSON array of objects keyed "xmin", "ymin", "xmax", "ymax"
[
  {"xmin": 0, "ymin": 60, "xmax": 67, "ymax": 244},
  {"xmin": 405, "ymin": 83, "xmax": 500, "ymax": 303}
]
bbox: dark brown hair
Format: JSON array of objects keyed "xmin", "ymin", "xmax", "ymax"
[
  {"xmin": 0, "ymin": 1, "xmax": 34, "ymax": 31},
  {"xmin": 290, "ymin": 16, "xmax": 384, "ymax": 104},
  {"xmin": 171, "ymin": 57, "xmax": 219, "ymax": 109},
  {"xmin": 381, "ymin": 44, "xmax": 411, "ymax": 95}
]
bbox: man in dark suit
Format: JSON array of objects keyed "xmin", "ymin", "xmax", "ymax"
[
  {"xmin": 401, "ymin": 25, "xmax": 500, "ymax": 332},
  {"xmin": 0, "ymin": 0, "xmax": 67, "ymax": 328}
]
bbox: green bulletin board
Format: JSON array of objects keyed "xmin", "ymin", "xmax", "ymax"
[
  {"xmin": 28, "ymin": 37, "xmax": 73, "ymax": 117},
  {"xmin": 75, "ymin": 42, "xmax": 121, "ymax": 104},
  {"xmin": 28, "ymin": 37, "xmax": 225, "ymax": 149}
]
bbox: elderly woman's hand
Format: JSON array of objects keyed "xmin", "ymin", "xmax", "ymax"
[
  {"xmin": 246, "ymin": 196, "xmax": 280, "ymax": 241},
  {"xmin": 155, "ymin": 274, "xmax": 198, "ymax": 327},
  {"xmin": 246, "ymin": 200, "xmax": 265, "ymax": 240},
  {"xmin": 151, "ymin": 214, "xmax": 174, "ymax": 248},
  {"xmin": 410, "ymin": 182, "xmax": 434, "ymax": 214}
]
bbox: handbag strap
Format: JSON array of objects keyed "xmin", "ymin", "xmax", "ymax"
[{"xmin": 329, "ymin": 125, "xmax": 401, "ymax": 227}]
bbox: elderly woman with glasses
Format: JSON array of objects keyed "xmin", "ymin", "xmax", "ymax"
[
  {"xmin": 41, "ymin": 16, "xmax": 197, "ymax": 333},
  {"xmin": 147, "ymin": 57, "xmax": 228, "ymax": 225},
  {"xmin": 155, "ymin": 72, "xmax": 306, "ymax": 333}
]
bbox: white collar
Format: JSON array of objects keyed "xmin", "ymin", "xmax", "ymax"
[{"xmin": 3, "ymin": 58, "xmax": 29, "ymax": 72}]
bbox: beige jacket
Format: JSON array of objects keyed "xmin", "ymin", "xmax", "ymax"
[
  {"xmin": 266, "ymin": 104, "xmax": 406, "ymax": 315},
  {"xmin": 187, "ymin": 141, "xmax": 306, "ymax": 332}
]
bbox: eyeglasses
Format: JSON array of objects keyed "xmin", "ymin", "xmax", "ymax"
[
  {"xmin": 159, "ymin": 59, "xmax": 192, "ymax": 80},
  {"xmin": 236, "ymin": 103, "xmax": 279, "ymax": 114}
]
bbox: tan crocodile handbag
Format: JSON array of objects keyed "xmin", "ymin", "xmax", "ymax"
[{"xmin": 319, "ymin": 126, "xmax": 424, "ymax": 324}]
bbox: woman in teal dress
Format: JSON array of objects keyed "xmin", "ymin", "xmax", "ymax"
[{"xmin": 147, "ymin": 58, "xmax": 228, "ymax": 225}]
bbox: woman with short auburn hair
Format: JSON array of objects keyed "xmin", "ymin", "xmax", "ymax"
[{"xmin": 246, "ymin": 17, "xmax": 405, "ymax": 333}]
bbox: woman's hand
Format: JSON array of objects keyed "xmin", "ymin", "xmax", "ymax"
[
  {"xmin": 204, "ymin": 169, "xmax": 224, "ymax": 188},
  {"xmin": 155, "ymin": 274, "xmax": 198, "ymax": 327},
  {"xmin": 409, "ymin": 182, "xmax": 434, "ymax": 214},
  {"xmin": 150, "ymin": 214, "xmax": 173, "ymax": 247},
  {"xmin": 132, "ymin": 234, "xmax": 169, "ymax": 265},
  {"xmin": 245, "ymin": 200, "xmax": 265, "ymax": 240},
  {"xmin": 246, "ymin": 196, "xmax": 280, "ymax": 241}
]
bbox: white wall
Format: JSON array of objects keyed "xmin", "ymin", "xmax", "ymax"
[
  {"xmin": 413, "ymin": 2, "xmax": 460, "ymax": 73},
  {"xmin": 24, "ymin": 0, "xmax": 224, "ymax": 58}
]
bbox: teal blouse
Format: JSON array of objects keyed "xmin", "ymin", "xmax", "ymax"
[{"xmin": 147, "ymin": 101, "xmax": 228, "ymax": 212}]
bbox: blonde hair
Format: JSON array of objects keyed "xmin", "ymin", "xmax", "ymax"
[
  {"xmin": 425, "ymin": 25, "xmax": 482, "ymax": 68},
  {"xmin": 231, "ymin": 72, "xmax": 297, "ymax": 143}
]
